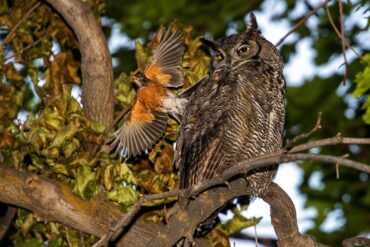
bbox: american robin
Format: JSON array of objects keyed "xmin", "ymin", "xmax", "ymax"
[{"xmin": 109, "ymin": 26, "xmax": 188, "ymax": 157}]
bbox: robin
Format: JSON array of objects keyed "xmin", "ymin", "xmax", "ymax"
[{"xmin": 108, "ymin": 26, "xmax": 189, "ymax": 157}]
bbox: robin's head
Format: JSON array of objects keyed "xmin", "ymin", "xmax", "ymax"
[{"xmin": 132, "ymin": 71, "xmax": 149, "ymax": 88}]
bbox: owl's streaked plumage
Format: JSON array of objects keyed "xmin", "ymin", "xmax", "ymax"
[{"xmin": 175, "ymin": 14, "xmax": 286, "ymax": 197}]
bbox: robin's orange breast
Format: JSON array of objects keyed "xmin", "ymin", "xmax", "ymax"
[{"xmin": 129, "ymin": 83, "xmax": 169, "ymax": 123}]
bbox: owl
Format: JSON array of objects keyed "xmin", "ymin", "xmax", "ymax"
[{"xmin": 175, "ymin": 13, "xmax": 286, "ymax": 197}]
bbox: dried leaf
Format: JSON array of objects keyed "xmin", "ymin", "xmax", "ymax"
[
  {"xmin": 4, "ymin": 63, "xmax": 23, "ymax": 81},
  {"xmin": 103, "ymin": 164, "xmax": 114, "ymax": 191}
]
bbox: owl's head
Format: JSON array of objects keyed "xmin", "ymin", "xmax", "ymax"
[{"xmin": 201, "ymin": 13, "xmax": 283, "ymax": 73}]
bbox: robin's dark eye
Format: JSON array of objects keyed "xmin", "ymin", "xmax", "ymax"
[{"xmin": 237, "ymin": 45, "xmax": 250, "ymax": 55}]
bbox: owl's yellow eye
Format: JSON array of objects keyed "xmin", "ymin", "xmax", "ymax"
[
  {"xmin": 214, "ymin": 51, "xmax": 223, "ymax": 61},
  {"xmin": 238, "ymin": 45, "xmax": 250, "ymax": 54}
]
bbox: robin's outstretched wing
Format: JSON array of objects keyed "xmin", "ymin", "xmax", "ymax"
[
  {"xmin": 144, "ymin": 27, "xmax": 184, "ymax": 87},
  {"xmin": 109, "ymin": 102, "xmax": 168, "ymax": 157}
]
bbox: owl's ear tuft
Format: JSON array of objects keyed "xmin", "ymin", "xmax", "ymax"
[
  {"xmin": 246, "ymin": 13, "xmax": 260, "ymax": 34},
  {"xmin": 200, "ymin": 37, "xmax": 218, "ymax": 51}
]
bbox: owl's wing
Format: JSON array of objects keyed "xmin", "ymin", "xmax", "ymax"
[
  {"xmin": 177, "ymin": 125, "xmax": 228, "ymax": 189},
  {"xmin": 109, "ymin": 101, "xmax": 168, "ymax": 157},
  {"xmin": 144, "ymin": 27, "xmax": 184, "ymax": 88},
  {"xmin": 175, "ymin": 74, "xmax": 230, "ymax": 188},
  {"xmin": 178, "ymin": 76, "xmax": 209, "ymax": 99}
]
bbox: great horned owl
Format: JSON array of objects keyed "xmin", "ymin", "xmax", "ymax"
[{"xmin": 175, "ymin": 13, "xmax": 286, "ymax": 197}]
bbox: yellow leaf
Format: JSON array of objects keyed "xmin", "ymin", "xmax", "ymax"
[
  {"xmin": 135, "ymin": 39, "xmax": 150, "ymax": 71},
  {"xmin": 4, "ymin": 63, "xmax": 23, "ymax": 81}
]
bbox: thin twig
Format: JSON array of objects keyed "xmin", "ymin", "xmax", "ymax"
[
  {"xmin": 254, "ymin": 224, "xmax": 259, "ymax": 247},
  {"xmin": 189, "ymin": 152, "xmax": 370, "ymax": 197},
  {"xmin": 337, "ymin": 153, "xmax": 349, "ymax": 179},
  {"xmin": 275, "ymin": 0, "xmax": 330, "ymax": 46},
  {"xmin": 3, "ymin": 2, "xmax": 41, "ymax": 46},
  {"xmin": 109, "ymin": 104, "xmax": 133, "ymax": 131},
  {"xmin": 325, "ymin": 6, "xmax": 362, "ymax": 59},
  {"xmin": 285, "ymin": 112, "xmax": 322, "ymax": 148},
  {"xmin": 4, "ymin": 37, "xmax": 43, "ymax": 62},
  {"xmin": 338, "ymin": 0, "xmax": 348, "ymax": 85},
  {"xmin": 93, "ymin": 189, "xmax": 181, "ymax": 247},
  {"xmin": 289, "ymin": 135, "xmax": 370, "ymax": 153}
]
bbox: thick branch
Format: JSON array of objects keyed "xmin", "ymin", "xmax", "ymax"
[
  {"xmin": 0, "ymin": 165, "xmax": 122, "ymax": 237},
  {"xmin": 44, "ymin": 0, "xmax": 114, "ymax": 127},
  {"xmin": 0, "ymin": 165, "xmax": 166, "ymax": 247},
  {"xmin": 262, "ymin": 183, "xmax": 328, "ymax": 247}
]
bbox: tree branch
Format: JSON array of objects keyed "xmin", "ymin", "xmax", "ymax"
[
  {"xmin": 1, "ymin": 134, "xmax": 370, "ymax": 247},
  {"xmin": 2, "ymin": 2, "xmax": 41, "ymax": 46},
  {"xmin": 0, "ymin": 205, "xmax": 17, "ymax": 240},
  {"xmin": 285, "ymin": 112, "xmax": 322, "ymax": 149},
  {"xmin": 289, "ymin": 135, "xmax": 370, "ymax": 153},
  {"xmin": 325, "ymin": 6, "xmax": 362, "ymax": 59},
  {"xmin": 44, "ymin": 0, "xmax": 114, "ymax": 127},
  {"xmin": 262, "ymin": 183, "xmax": 328, "ymax": 247},
  {"xmin": 0, "ymin": 165, "xmax": 123, "ymax": 237},
  {"xmin": 275, "ymin": 0, "xmax": 330, "ymax": 46},
  {"xmin": 338, "ymin": 0, "xmax": 348, "ymax": 84}
]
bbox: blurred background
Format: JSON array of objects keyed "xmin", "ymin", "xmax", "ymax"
[{"xmin": 1, "ymin": 0, "xmax": 370, "ymax": 246}]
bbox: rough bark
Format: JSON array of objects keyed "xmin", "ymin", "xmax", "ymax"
[
  {"xmin": 262, "ymin": 183, "xmax": 328, "ymax": 247},
  {"xmin": 0, "ymin": 166, "xmax": 122, "ymax": 237},
  {"xmin": 44, "ymin": 0, "xmax": 114, "ymax": 127}
]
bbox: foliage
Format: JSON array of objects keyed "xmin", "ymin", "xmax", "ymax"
[{"xmin": 353, "ymin": 53, "xmax": 370, "ymax": 124}]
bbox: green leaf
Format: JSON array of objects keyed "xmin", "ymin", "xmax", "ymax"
[
  {"xmin": 115, "ymin": 162, "xmax": 137, "ymax": 184},
  {"xmin": 353, "ymin": 54, "xmax": 370, "ymax": 98},
  {"xmin": 47, "ymin": 236, "xmax": 63, "ymax": 247},
  {"xmin": 40, "ymin": 108, "xmax": 65, "ymax": 130},
  {"xmin": 63, "ymin": 138, "xmax": 80, "ymax": 158},
  {"xmin": 10, "ymin": 233, "xmax": 43, "ymax": 247},
  {"xmin": 90, "ymin": 120, "xmax": 106, "ymax": 134},
  {"xmin": 73, "ymin": 166, "xmax": 99, "ymax": 200},
  {"xmin": 50, "ymin": 123, "xmax": 80, "ymax": 148},
  {"xmin": 135, "ymin": 39, "xmax": 150, "ymax": 70},
  {"xmin": 26, "ymin": 127, "xmax": 50, "ymax": 153},
  {"xmin": 362, "ymin": 96, "xmax": 370, "ymax": 124},
  {"xmin": 216, "ymin": 208, "xmax": 261, "ymax": 236},
  {"xmin": 64, "ymin": 228, "xmax": 80, "ymax": 247},
  {"xmin": 106, "ymin": 185, "xmax": 139, "ymax": 207}
]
